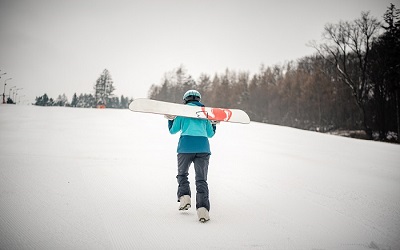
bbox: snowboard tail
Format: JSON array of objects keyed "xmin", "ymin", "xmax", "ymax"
[{"xmin": 129, "ymin": 98, "xmax": 250, "ymax": 124}]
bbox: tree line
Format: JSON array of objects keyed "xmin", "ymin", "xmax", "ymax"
[
  {"xmin": 34, "ymin": 69, "xmax": 132, "ymax": 109},
  {"xmin": 149, "ymin": 5, "xmax": 400, "ymax": 142},
  {"xmin": 34, "ymin": 92, "xmax": 131, "ymax": 109}
]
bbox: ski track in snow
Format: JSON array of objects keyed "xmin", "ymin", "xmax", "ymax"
[{"xmin": 0, "ymin": 105, "xmax": 399, "ymax": 250}]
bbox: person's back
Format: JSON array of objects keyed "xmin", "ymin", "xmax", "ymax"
[
  {"xmin": 168, "ymin": 101, "xmax": 215, "ymax": 153},
  {"xmin": 166, "ymin": 90, "xmax": 217, "ymax": 222}
]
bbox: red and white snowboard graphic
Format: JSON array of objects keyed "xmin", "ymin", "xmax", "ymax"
[{"xmin": 198, "ymin": 107, "xmax": 232, "ymax": 122}]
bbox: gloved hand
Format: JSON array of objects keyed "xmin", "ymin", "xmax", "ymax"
[{"xmin": 164, "ymin": 114, "xmax": 176, "ymax": 120}]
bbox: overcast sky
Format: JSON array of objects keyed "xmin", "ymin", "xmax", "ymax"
[{"xmin": 0, "ymin": 0, "xmax": 395, "ymax": 103}]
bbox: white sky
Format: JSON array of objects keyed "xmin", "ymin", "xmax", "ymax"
[{"xmin": 0, "ymin": 0, "xmax": 395, "ymax": 103}]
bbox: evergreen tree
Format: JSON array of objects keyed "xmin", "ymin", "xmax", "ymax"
[
  {"xmin": 71, "ymin": 93, "xmax": 78, "ymax": 107},
  {"xmin": 55, "ymin": 94, "xmax": 68, "ymax": 106},
  {"xmin": 34, "ymin": 93, "xmax": 49, "ymax": 106},
  {"xmin": 120, "ymin": 95, "xmax": 129, "ymax": 108}
]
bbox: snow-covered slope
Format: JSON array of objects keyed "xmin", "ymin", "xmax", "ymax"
[{"xmin": 0, "ymin": 105, "xmax": 399, "ymax": 250}]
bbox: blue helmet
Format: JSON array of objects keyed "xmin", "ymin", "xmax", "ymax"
[{"xmin": 183, "ymin": 90, "xmax": 201, "ymax": 103}]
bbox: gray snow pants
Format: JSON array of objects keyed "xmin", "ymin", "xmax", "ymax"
[{"xmin": 176, "ymin": 153, "xmax": 210, "ymax": 211}]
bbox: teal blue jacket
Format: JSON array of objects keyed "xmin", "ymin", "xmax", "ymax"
[{"xmin": 168, "ymin": 101, "xmax": 216, "ymax": 154}]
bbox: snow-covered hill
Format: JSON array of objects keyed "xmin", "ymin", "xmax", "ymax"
[{"xmin": 0, "ymin": 105, "xmax": 399, "ymax": 250}]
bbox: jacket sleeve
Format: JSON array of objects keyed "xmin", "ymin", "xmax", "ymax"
[
  {"xmin": 169, "ymin": 117, "xmax": 181, "ymax": 134},
  {"xmin": 168, "ymin": 120, "xmax": 174, "ymax": 131},
  {"xmin": 206, "ymin": 121, "xmax": 216, "ymax": 138}
]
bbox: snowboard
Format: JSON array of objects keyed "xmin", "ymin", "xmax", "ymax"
[{"xmin": 129, "ymin": 98, "xmax": 250, "ymax": 124}]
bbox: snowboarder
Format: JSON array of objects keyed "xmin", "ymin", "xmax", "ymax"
[{"xmin": 165, "ymin": 90, "xmax": 217, "ymax": 223}]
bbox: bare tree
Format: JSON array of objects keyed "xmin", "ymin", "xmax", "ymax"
[
  {"xmin": 94, "ymin": 69, "xmax": 115, "ymax": 107},
  {"xmin": 310, "ymin": 12, "xmax": 381, "ymax": 137}
]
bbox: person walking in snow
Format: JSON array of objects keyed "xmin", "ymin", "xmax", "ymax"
[{"xmin": 165, "ymin": 90, "xmax": 217, "ymax": 222}]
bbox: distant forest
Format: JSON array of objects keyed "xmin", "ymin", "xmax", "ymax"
[
  {"xmin": 34, "ymin": 92, "xmax": 131, "ymax": 109},
  {"xmin": 35, "ymin": 69, "xmax": 132, "ymax": 109},
  {"xmin": 148, "ymin": 5, "xmax": 400, "ymax": 142}
]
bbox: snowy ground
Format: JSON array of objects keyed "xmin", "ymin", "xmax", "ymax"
[{"xmin": 0, "ymin": 104, "xmax": 399, "ymax": 250}]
